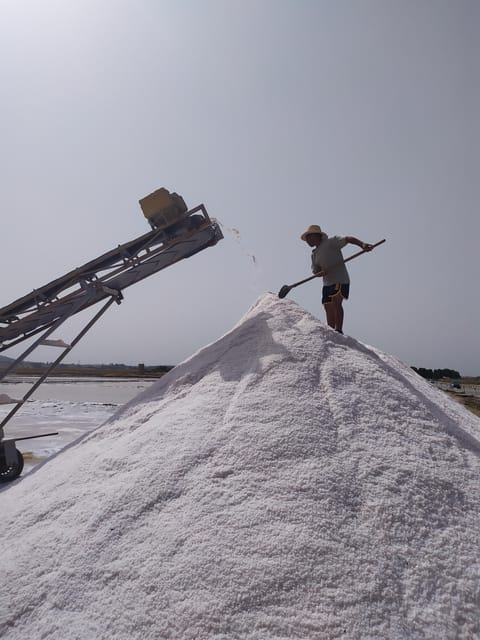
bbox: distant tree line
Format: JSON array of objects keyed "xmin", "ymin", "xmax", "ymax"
[{"xmin": 412, "ymin": 367, "xmax": 461, "ymax": 380}]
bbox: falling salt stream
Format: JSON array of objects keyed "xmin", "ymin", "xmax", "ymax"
[
  {"xmin": 1, "ymin": 293, "xmax": 479, "ymax": 639},
  {"xmin": 216, "ymin": 220, "xmax": 257, "ymax": 265}
]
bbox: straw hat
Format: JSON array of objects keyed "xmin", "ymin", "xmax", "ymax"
[{"xmin": 300, "ymin": 224, "xmax": 326, "ymax": 242}]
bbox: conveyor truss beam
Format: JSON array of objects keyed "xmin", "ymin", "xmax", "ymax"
[{"xmin": 0, "ymin": 204, "xmax": 223, "ymax": 482}]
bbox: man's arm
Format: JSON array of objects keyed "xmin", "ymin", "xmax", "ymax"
[{"xmin": 345, "ymin": 236, "xmax": 374, "ymax": 252}]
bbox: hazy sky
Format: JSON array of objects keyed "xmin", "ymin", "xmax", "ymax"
[{"xmin": 1, "ymin": 0, "xmax": 478, "ymax": 375}]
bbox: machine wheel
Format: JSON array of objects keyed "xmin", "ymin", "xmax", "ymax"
[{"xmin": 0, "ymin": 448, "xmax": 24, "ymax": 483}]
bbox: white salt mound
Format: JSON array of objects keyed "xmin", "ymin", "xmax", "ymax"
[{"xmin": 1, "ymin": 293, "xmax": 480, "ymax": 640}]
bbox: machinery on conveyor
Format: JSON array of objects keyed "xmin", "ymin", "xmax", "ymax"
[{"xmin": 0, "ymin": 188, "xmax": 223, "ymax": 482}]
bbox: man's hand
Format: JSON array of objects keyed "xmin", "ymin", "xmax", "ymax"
[{"xmin": 361, "ymin": 242, "xmax": 374, "ymax": 252}]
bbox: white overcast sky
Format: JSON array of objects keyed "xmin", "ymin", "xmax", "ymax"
[{"xmin": 1, "ymin": 0, "xmax": 478, "ymax": 375}]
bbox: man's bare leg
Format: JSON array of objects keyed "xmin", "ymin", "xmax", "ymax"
[
  {"xmin": 324, "ymin": 297, "xmax": 344, "ymax": 333},
  {"xmin": 324, "ymin": 302, "xmax": 336, "ymax": 329},
  {"xmin": 333, "ymin": 297, "xmax": 344, "ymax": 333}
]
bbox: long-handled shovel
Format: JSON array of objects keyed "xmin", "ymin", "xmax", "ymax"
[{"xmin": 278, "ymin": 238, "xmax": 386, "ymax": 299}]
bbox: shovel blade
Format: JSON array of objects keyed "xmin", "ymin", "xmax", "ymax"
[{"xmin": 278, "ymin": 285, "xmax": 291, "ymax": 299}]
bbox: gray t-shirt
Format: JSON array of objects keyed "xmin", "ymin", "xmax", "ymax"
[{"xmin": 311, "ymin": 236, "xmax": 349, "ymax": 285}]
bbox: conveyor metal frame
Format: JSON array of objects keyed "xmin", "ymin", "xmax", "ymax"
[{"xmin": 0, "ymin": 203, "xmax": 223, "ymax": 480}]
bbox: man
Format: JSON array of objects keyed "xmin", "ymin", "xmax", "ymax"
[{"xmin": 301, "ymin": 225, "xmax": 373, "ymax": 334}]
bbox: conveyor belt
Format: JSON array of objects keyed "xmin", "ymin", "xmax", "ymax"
[
  {"xmin": 0, "ymin": 206, "xmax": 222, "ymax": 350},
  {"xmin": 0, "ymin": 200, "xmax": 223, "ymax": 482}
]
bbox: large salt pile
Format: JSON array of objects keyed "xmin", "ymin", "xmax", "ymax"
[{"xmin": 1, "ymin": 293, "xmax": 480, "ymax": 639}]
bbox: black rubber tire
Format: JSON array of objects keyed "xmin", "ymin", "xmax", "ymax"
[{"xmin": 0, "ymin": 448, "xmax": 24, "ymax": 483}]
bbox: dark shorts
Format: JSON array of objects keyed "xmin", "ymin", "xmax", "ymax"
[{"xmin": 322, "ymin": 283, "xmax": 350, "ymax": 305}]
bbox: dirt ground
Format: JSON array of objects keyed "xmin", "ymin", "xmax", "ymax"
[{"xmin": 444, "ymin": 387, "xmax": 480, "ymax": 418}]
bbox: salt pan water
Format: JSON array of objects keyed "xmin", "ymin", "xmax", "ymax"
[{"xmin": 0, "ymin": 376, "xmax": 155, "ymax": 473}]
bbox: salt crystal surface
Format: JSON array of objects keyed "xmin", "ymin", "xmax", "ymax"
[{"xmin": 1, "ymin": 293, "xmax": 480, "ymax": 639}]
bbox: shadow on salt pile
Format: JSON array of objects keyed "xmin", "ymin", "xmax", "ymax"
[{"xmin": 343, "ymin": 334, "xmax": 480, "ymax": 454}]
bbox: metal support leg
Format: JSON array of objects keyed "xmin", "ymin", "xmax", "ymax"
[
  {"xmin": 0, "ymin": 295, "xmax": 119, "ymax": 437},
  {"xmin": 0, "ymin": 295, "xmax": 90, "ymax": 383}
]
